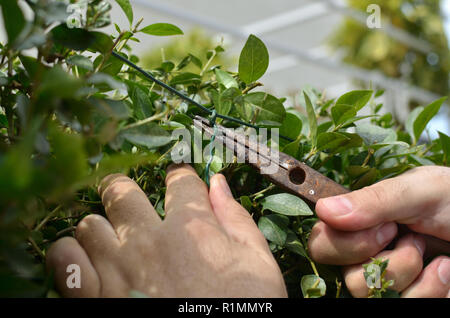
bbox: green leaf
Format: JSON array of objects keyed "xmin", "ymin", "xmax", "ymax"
[
  {"xmin": 218, "ymin": 87, "xmax": 240, "ymax": 117},
  {"xmin": 331, "ymin": 104, "xmax": 356, "ymax": 126},
  {"xmin": 438, "ymin": 131, "xmax": 450, "ymax": 166},
  {"xmin": 130, "ymin": 86, "xmax": 153, "ymax": 119},
  {"xmin": 88, "ymin": 73, "xmax": 126, "ymax": 91},
  {"xmin": 413, "ymin": 97, "xmax": 447, "ymax": 142},
  {"xmin": 341, "ymin": 114, "xmax": 379, "ymax": 127},
  {"xmin": 279, "ymin": 113, "xmax": 302, "ymax": 141},
  {"xmin": 120, "ymin": 123, "xmax": 172, "ymax": 148},
  {"xmin": 51, "ymin": 25, "xmax": 96, "ymax": 51},
  {"xmin": 238, "ymin": 34, "xmax": 269, "ymax": 84},
  {"xmin": 304, "ymin": 92, "xmax": 317, "ymax": 147},
  {"xmin": 285, "ymin": 232, "xmax": 308, "ymax": 258},
  {"xmin": 347, "ymin": 165, "xmax": 371, "ymax": 178},
  {"xmin": 19, "ymin": 55, "xmax": 42, "ymax": 79},
  {"xmin": 0, "ymin": 114, "xmax": 7, "ymax": 128},
  {"xmin": 316, "ymin": 132, "xmax": 351, "ymax": 152},
  {"xmin": 335, "ymin": 90, "xmax": 372, "ymax": 111},
  {"xmin": 261, "ymin": 193, "xmax": 313, "ymax": 216},
  {"xmin": 317, "ymin": 121, "xmax": 333, "ymax": 134},
  {"xmin": 351, "ymin": 167, "xmax": 377, "ymax": 190},
  {"xmin": 189, "ymin": 54, "xmax": 203, "ymax": 69},
  {"xmin": 258, "ymin": 214, "xmax": 289, "ymax": 246},
  {"xmin": 408, "ymin": 154, "xmax": 435, "ymax": 166},
  {"xmin": 171, "ymin": 113, "xmax": 193, "ymax": 127},
  {"xmin": 89, "ymin": 32, "xmax": 114, "ymax": 54},
  {"xmin": 36, "ymin": 66, "xmax": 83, "ymax": 99},
  {"xmin": 157, "ymin": 61, "xmax": 175, "ymax": 73},
  {"xmin": 214, "ymin": 69, "xmax": 238, "ymax": 89},
  {"xmin": 140, "ymin": 23, "xmax": 183, "ymax": 36},
  {"xmin": 356, "ymin": 123, "xmax": 395, "ymax": 145},
  {"xmin": 241, "ymin": 92, "xmax": 286, "ymax": 125},
  {"xmin": 240, "ymin": 196, "xmax": 253, "ymax": 212},
  {"xmin": 405, "ymin": 107, "xmax": 423, "ymax": 143},
  {"xmin": 47, "ymin": 124, "xmax": 88, "ymax": 189},
  {"xmin": 169, "ymin": 72, "xmax": 201, "ymax": 86},
  {"xmin": 301, "ymin": 275, "xmax": 326, "ymax": 298},
  {"xmin": 94, "ymin": 54, "xmax": 123, "ymax": 76},
  {"xmin": 114, "ymin": 0, "xmax": 133, "ymax": 25},
  {"xmin": 0, "ymin": 0, "xmax": 26, "ymax": 45},
  {"xmin": 66, "ymin": 55, "xmax": 94, "ymax": 71}
]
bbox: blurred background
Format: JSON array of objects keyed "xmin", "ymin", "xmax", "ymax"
[
  {"xmin": 107, "ymin": 0, "xmax": 450, "ymax": 137},
  {"xmin": 2, "ymin": 0, "xmax": 449, "ymax": 136}
]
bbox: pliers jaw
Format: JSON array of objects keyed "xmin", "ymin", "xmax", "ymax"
[{"xmin": 193, "ymin": 115, "xmax": 349, "ymax": 205}]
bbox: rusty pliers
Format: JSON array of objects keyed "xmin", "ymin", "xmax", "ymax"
[{"xmin": 193, "ymin": 115, "xmax": 349, "ymax": 205}]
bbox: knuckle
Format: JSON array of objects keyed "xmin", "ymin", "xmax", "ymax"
[
  {"xmin": 165, "ymin": 164, "xmax": 198, "ymax": 185},
  {"xmin": 101, "ymin": 178, "xmax": 140, "ymax": 206},
  {"xmin": 307, "ymin": 222, "xmax": 326, "ymax": 261},
  {"xmin": 76, "ymin": 214, "xmax": 104, "ymax": 237},
  {"xmin": 99, "ymin": 173, "xmax": 128, "ymax": 195}
]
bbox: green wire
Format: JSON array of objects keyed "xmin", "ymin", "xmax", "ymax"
[{"xmin": 111, "ymin": 51, "xmax": 294, "ymax": 143}]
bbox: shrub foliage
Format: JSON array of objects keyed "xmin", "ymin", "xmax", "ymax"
[{"xmin": 0, "ymin": 0, "xmax": 448, "ymax": 297}]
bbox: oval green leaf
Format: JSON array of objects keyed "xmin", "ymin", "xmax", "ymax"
[
  {"xmin": 301, "ymin": 275, "xmax": 326, "ymax": 298},
  {"xmin": 257, "ymin": 214, "xmax": 289, "ymax": 246},
  {"xmin": 242, "ymin": 92, "xmax": 286, "ymax": 126},
  {"xmin": 261, "ymin": 193, "xmax": 313, "ymax": 216},
  {"xmin": 120, "ymin": 123, "xmax": 172, "ymax": 149},
  {"xmin": 215, "ymin": 69, "xmax": 238, "ymax": 89},
  {"xmin": 238, "ymin": 34, "xmax": 269, "ymax": 84},
  {"xmin": 413, "ymin": 97, "xmax": 447, "ymax": 143},
  {"xmin": 114, "ymin": 0, "xmax": 133, "ymax": 25},
  {"xmin": 335, "ymin": 90, "xmax": 372, "ymax": 111},
  {"xmin": 140, "ymin": 23, "xmax": 183, "ymax": 36},
  {"xmin": 304, "ymin": 92, "xmax": 317, "ymax": 147}
]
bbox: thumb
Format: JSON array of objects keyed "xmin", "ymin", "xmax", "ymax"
[
  {"xmin": 316, "ymin": 166, "xmax": 450, "ymax": 240},
  {"xmin": 209, "ymin": 174, "xmax": 269, "ymax": 252}
]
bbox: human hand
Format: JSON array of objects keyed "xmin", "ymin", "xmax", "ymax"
[
  {"xmin": 308, "ymin": 166, "xmax": 450, "ymax": 297},
  {"xmin": 46, "ymin": 164, "xmax": 287, "ymax": 297}
]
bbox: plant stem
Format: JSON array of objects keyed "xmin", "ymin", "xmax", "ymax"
[
  {"xmin": 28, "ymin": 236, "xmax": 45, "ymax": 259},
  {"xmin": 200, "ymin": 50, "xmax": 216, "ymax": 76},
  {"xmin": 95, "ymin": 32, "xmax": 124, "ymax": 73},
  {"xmin": 362, "ymin": 148, "xmax": 374, "ymax": 167},
  {"xmin": 55, "ymin": 226, "xmax": 76, "ymax": 237},
  {"xmin": 335, "ymin": 279, "xmax": 342, "ymax": 298},
  {"xmin": 156, "ymin": 141, "xmax": 180, "ymax": 164},
  {"xmin": 249, "ymin": 184, "xmax": 275, "ymax": 199},
  {"xmin": 35, "ymin": 205, "xmax": 62, "ymax": 231},
  {"xmin": 122, "ymin": 110, "xmax": 168, "ymax": 130},
  {"xmin": 242, "ymin": 82, "xmax": 263, "ymax": 94},
  {"xmin": 77, "ymin": 199, "xmax": 101, "ymax": 204},
  {"xmin": 308, "ymin": 257, "xmax": 319, "ymax": 277},
  {"xmin": 305, "ymin": 149, "xmax": 317, "ymax": 162}
]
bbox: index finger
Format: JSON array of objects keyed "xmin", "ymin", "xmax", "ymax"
[
  {"xmin": 99, "ymin": 174, "xmax": 162, "ymax": 238},
  {"xmin": 164, "ymin": 164, "xmax": 217, "ymax": 222}
]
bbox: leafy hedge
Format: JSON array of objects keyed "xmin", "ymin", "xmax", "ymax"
[{"xmin": 0, "ymin": 0, "xmax": 448, "ymax": 298}]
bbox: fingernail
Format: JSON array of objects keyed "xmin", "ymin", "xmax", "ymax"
[
  {"xmin": 438, "ymin": 258, "xmax": 450, "ymax": 285},
  {"xmin": 376, "ymin": 223, "xmax": 397, "ymax": 246},
  {"xmin": 413, "ymin": 235, "xmax": 425, "ymax": 257},
  {"xmin": 217, "ymin": 175, "xmax": 233, "ymax": 198},
  {"xmin": 321, "ymin": 196, "xmax": 353, "ymax": 216}
]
